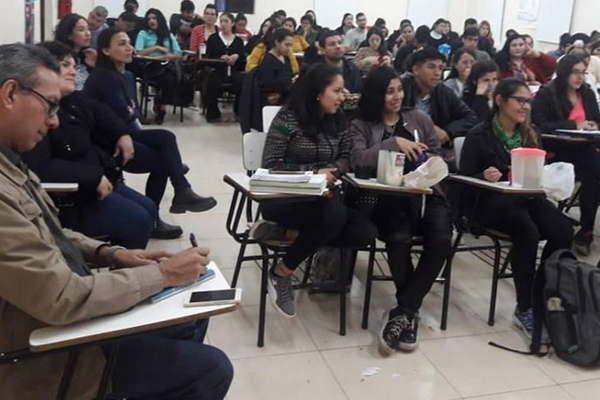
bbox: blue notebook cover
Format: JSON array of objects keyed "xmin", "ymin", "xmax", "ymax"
[{"xmin": 149, "ymin": 268, "xmax": 216, "ymax": 303}]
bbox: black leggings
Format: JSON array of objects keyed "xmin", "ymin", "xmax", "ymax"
[
  {"xmin": 261, "ymin": 194, "xmax": 377, "ymax": 269},
  {"xmin": 479, "ymin": 196, "xmax": 573, "ymax": 311},
  {"xmin": 204, "ymin": 70, "xmax": 243, "ymax": 120},
  {"xmin": 374, "ymin": 195, "xmax": 452, "ymax": 314}
]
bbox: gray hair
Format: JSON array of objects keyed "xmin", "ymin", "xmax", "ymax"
[
  {"xmin": 92, "ymin": 6, "xmax": 109, "ymax": 19},
  {"xmin": 0, "ymin": 43, "xmax": 60, "ymax": 89}
]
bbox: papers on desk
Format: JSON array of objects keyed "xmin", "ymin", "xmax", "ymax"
[
  {"xmin": 556, "ymin": 129, "xmax": 600, "ymax": 136},
  {"xmin": 250, "ymin": 168, "xmax": 327, "ymax": 195}
]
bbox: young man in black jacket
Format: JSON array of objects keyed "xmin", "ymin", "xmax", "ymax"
[{"xmin": 401, "ymin": 48, "xmax": 478, "ymax": 146}]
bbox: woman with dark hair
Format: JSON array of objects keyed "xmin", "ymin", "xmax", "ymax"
[
  {"xmin": 495, "ymin": 34, "xmax": 556, "ymax": 84},
  {"xmin": 461, "ymin": 79, "xmax": 573, "ymax": 341},
  {"xmin": 444, "ymin": 48, "xmax": 477, "ymax": 98},
  {"xmin": 85, "ymin": 28, "xmax": 217, "ymax": 234},
  {"xmin": 304, "ymin": 9, "xmax": 322, "ymax": 31},
  {"xmin": 335, "ymin": 13, "xmax": 355, "ymax": 37},
  {"xmin": 205, "ymin": 12, "xmax": 246, "ymax": 122},
  {"xmin": 246, "ymin": 25, "xmax": 299, "ymax": 75},
  {"xmin": 135, "ymin": 8, "xmax": 182, "ymax": 123},
  {"xmin": 388, "ymin": 23, "xmax": 416, "ymax": 55},
  {"xmin": 282, "ymin": 17, "xmax": 309, "ymax": 53},
  {"xmin": 189, "ymin": 4, "xmax": 219, "ymax": 54},
  {"xmin": 54, "ymin": 13, "xmax": 93, "ymax": 90},
  {"xmin": 234, "ymin": 13, "xmax": 252, "ymax": 43},
  {"xmin": 462, "ymin": 60, "xmax": 499, "ymax": 121},
  {"xmin": 250, "ymin": 64, "xmax": 377, "ymax": 318},
  {"xmin": 349, "ymin": 66, "xmax": 451, "ymax": 354},
  {"xmin": 532, "ymin": 54, "xmax": 600, "ymax": 255},
  {"xmin": 478, "ymin": 20, "xmax": 495, "ymax": 55},
  {"xmin": 394, "ymin": 25, "xmax": 428, "ymax": 73},
  {"xmin": 256, "ymin": 28, "xmax": 296, "ymax": 105},
  {"xmin": 298, "ymin": 14, "xmax": 319, "ymax": 46},
  {"xmin": 354, "ymin": 28, "xmax": 392, "ymax": 75},
  {"xmin": 246, "ymin": 17, "xmax": 272, "ymax": 54}
]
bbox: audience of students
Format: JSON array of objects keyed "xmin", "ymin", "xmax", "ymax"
[
  {"xmin": 189, "ymin": 4, "xmax": 219, "ymax": 55},
  {"xmin": 343, "ymin": 13, "xmax": 369, "ymax": 51},
  {"xmin": 444, "ymin": 48, "xmax": 477, "ymax": 98},
  {"xmin": 54, "ymin": 13, "xmax": 94, "ymax": 91},
  {"xmin": 251, "ymin": 63, "xmax": 377, "ymax": 317},
  {"xmin": 532, "ymin": 54, "xmax": 600, "ymax": 256},
  {"xmin": 353, "ymin": 28, "xmax": 393, "ymax": 75},
  {"xmin": 169, "ymin": 0, "xmax": 203, "ymax": 50},
  {"xmin": 350, "ymin": 67, "xmax": 451, "ymax": 354},
  {"xmin": 460, "ymin": 78, "xmax": 574, "ymax": 339},
  {"xmin": 462, "ymin": 60, "xmax": 499, "ymax": 121}
]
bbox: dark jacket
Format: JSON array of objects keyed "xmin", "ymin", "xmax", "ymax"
[
  {"xmin": 206, "ymin": 33, "xmax": 247, "ymax": 74},
  {"xmin": 257, "ymin": 53, "xmax": 294, "ymax": 96},
  {"xmin": 21, "ymin": 92, "xmax": 127, "ymax": 198},
  {"xmin": 463, "ymin": 88, "xmax": 492, "ymax": 122},
  {"xmin": 402, "ymin": 74, "xmax": 478, "ymax": 138},
  {"xmin": 531, "ymin": 82, "xmax": 600, "ymax": 132},
  {"xmin": 312, "ymin": 57, "xmax": 363, "ymax": 93},
  {"xmin": 239, "ymin": 70, "xmax": 263, "ymax": 133}
]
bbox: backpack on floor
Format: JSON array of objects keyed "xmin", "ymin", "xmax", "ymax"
[{"xmin": 538, "ymin": 249, "xmax": 600, "ymax": 366}]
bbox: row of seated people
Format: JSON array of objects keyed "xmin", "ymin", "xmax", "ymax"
[
  {"xmin": 0, "ymin": 42, "xmax": 232, "ymax": 400},
  {"xmin": 250, "ymin": 62, "xmax": 577, "ymax": 354}
]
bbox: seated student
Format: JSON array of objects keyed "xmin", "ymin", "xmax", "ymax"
[
  {"xmin": 54, "ymin": 13, "xmax": 94, "ymax": 90},
  {"xmin": 444, "ymin": 48, "xmax": 476, "ymax": 98},
  {"xmin": 388, "ymin": 22, "xmax": 416, "ymax": 55},
  {"xmin": 303, "ymin": 9, "xmax": 322, "ymax": 31},
  {"xmin": 282, "ymin": 17, "xmax": 310, "ymax": 53},
  {"xmin": 460, "ymin": 28, "xmax": 491, "ymax": 61},
  {"xmin": 245, "ymin": 18, "xmax": 272, "ymax": 54},
  {"xmin": 495, "ymin": 34, "xmax": 556, "ymax": 85},
  {"xmin": 547, "ymin": 33, "xmax": 572, "ymax": 60},
  {"xmin": 246, "ymin": 26, "xmax": 299, "ymax": 75},
  {"xmin": 170, "ymin": 0, "xmax": 203, "ymax": 50},
  {"xmin": 462, "ymin": 60, "xmax": 499, "ymax": 121},
  {"xmin": 22, "ymin": 41, "xmax": 156, "ymax": 247},
  {"xmin": 393, "ymin": 25, "xmax": 429, "ymax": 73},
  {"xmin": 401, "ymin": 48, "xmax": 478, "ymax": 147},
  {"xmin": 250, "ymin": 64, "xmax": 377, "ymax": 317},
  {"xmin": 270, "ymin": 10, "xmax": 287, "ymax": 27},
  {"xmin": 256, "ymin": 29, "xmax": 296, "ymax": 105},
  {"xmin": 478, "ymin": 20, "xmax": 495, "ymax": 54},
  {"xmin": 564, "ymin": 47, "xmax": 600, "ymax": 102},
  {"xmin": 532, "ymin": 54, "xmax": 600, "ymax": 256},
  {"xmin": 334, "ymin": 13, "xmax": 355, "ymax": 37},
  {"xmin": 350, "ymin": 66, "xmax": 451, "ymax": 354},
  {"xmin": 428, "ymin": 18, "xmax": 452, "ymax": 54},
  {"xmin": 88, "ymin": 6, "xmax": 109, "ymax": 49},
  {"xmin": 116, "ymin": 11, "xmax": 141, "ymax": 45},
  {"xmin": 0, "ymin": 42, "xmax": 232, "ymax": 400},
  {"xmin": 460, "ymin": 78, "xmax": 573, "ymax": 340},
  {"xmin": 85, "ymin": 28, "xmax": 217, "ymax": 225},
  {"xmin": 234, "ymin": 13, "xmax": 253, "ymax": 44},
  {"xmin": 189, "ymin": 4, "xmax": 219, "ymax": 54},
  {"xmin": 313, "ymin": 30, "xmax": 363, "ymax": 93},
  {"xmin": 353, "ymin": 28, "xmax": 393, "ymax": 75},
  {"xmin": 205, "ymin": 12, "xmax": 246, "ymax": 122},
  {"xmin": 343, "ymin": 13, "xmax": 369, "ymax": 51},
  {"xmin": 135, "ymin": 8, "xmax": 182, "ymax": 124},
  {"xmin": 297, "ymin": 14, "xmax": 319, "ymax": 47}
]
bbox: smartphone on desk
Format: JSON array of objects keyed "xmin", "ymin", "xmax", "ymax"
[{"xmin": 184, "ymin": 288, "xmax": 242, "ymax": 307}]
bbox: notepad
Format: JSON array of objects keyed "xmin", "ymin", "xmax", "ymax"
[{"xmin": 149, "ymin": 268, "xmax": 216, "ymax": 303}]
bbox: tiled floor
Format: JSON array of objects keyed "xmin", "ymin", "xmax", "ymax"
[{"xmin": 129, "ymin": 108, "xmax": 600, "ymax": 400}]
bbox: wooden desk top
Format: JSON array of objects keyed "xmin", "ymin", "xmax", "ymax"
[
  {"xmin": 29, "ymin": 262, "xmax": 237, "ymax": 352},
  {"xmin": 223, "ymin": 172, "xmax": 322, "ymax": 201},
  {"xmin": 343, "ymin": 173, "xmax": 432, "ymax": 195},
  {"xmin": 41, "ymin": 183, "xmax": 79, "ymax": 193},
  {"xmin": 448, "ymin": 174, "xmax": 546, "ymax": 195}
]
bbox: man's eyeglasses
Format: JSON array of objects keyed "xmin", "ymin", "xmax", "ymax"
[
  {"xmin": 508, "ymin": 96, "xmax": 532, "ymax": 106},
  {"xmin": 22, "ymin": 86, "xmax": 60, "ymax": 118}
]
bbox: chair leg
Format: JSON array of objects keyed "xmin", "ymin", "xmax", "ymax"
[
  {"xmin": 440, "ymin": 231, "xmax": 462, "ymax": 330},
  {"xmin": 180, "ymin": 105, "xmax": 184, "ymax": 122},
  {"xmin": 488, "ymin": 238, "xmax": 502, "ymax": 326},
  {"xmin": 231, "ymin": 240, "xmax": 247, "ymax": 288},
  {"xmin": 301, "ymin": 255, "xmax": 313, "ymax": 287},
  {"xmin": 257, "ymin": 246, "xmax": 270, "ymax": 347},
  {"xmin": 339, "ymin": 248, "xmax": 347, "ymax": 336},
  {"xmin": 362, "ymin": 242, "xmax": 376, "ymax": 329}
]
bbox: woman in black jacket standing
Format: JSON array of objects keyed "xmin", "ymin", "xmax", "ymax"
[
  {"xmin": 532, "ymin": 54, "xmax": 600, "ymax": 255},
  {"xmin": 460, "ymin": 79, "xmax": 573, "ymax": 341}
]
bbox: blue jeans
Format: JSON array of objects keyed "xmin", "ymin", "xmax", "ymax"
[
  {"xmin": 79, "ymin": 183, "xmax": 156, "ymax": 249},
  {"xmin": 111, "ymin": 320, "xmax": 234, "ymax": 400}
]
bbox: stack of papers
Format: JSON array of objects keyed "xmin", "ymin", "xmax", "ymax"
[{"xmin": 249, "ymin": 168, "xmax": 327, "ymax": 195}]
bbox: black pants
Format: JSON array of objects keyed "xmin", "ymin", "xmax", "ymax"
[
  {"xmin": 550, "ymin": 145, "xmax": 600, "ymax": 231},
  {"xmin": 261, "ymin": 194, "xmax": 377, "ymax": 269},
  {"xmin": 205, "ymin": 70, "xmax": 243, "ymax": 120},
  {"xmin": 124, "ymin": 129, "xmax": 190, "ymax": 208},
  {"xmin": 480, "ymin": 196, "xmax": 573, "ymax": 311},
  {"xmin": 373, "ymin": 195, "xmax": 452, "ymax": 315}
]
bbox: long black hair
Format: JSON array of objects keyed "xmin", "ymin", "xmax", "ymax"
[
  {"xmin": 447, "ymin": 48, "xmax": 476, "ymax": 79},
  {"xmin": 359, "ymin": 66, "xmax": 401, "ymax": 123},
  {"xmin": 144, "ymin": 8, "xmax": 174, "ymax": 52},
  {"xmin": 337, "ymin": 13, "xmax": 353, "ymax": 32},
  {"xmin": 553, "ymin": 53, "xmax": 589, "ymax": 117},
  {"xmin": 287, "ymin": 63, "xmax": 345, "ymax": 136},
  {"xmin": 363, "ymin": 28, "xmax": 387, "ymax": 55},
  {"xmin": 490, "ymin": 78, "xmax": 538, "ymax": 147},
  {"xmin": 495, "ymin": 33, "xmax": 524, "ymax": 71},
  {"xmin": 55, "ymin": 13, "xmax": 87, "ymax": 48},
  {"xmin": 464, "ymin": 60, "xmax": 499, "ymax": 94},
  {"xmin": 96, "ymin": 26, "xmax": 127, "ymax": 71}
]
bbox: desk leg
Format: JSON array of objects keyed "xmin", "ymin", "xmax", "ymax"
[
  {"xmin": 56, "ymin": 349, "xmax": 80, "ymax": 400},
  {"xmin": 97, "ymin": 342, "xmax": 120, "ymax": 400}
]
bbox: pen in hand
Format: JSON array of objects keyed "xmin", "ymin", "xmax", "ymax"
[{"xmin": 189, "ymin": 233, "xmax": 198, "ymax": 248}]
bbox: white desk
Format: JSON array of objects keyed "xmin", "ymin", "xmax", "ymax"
[
  {"xmin": 448, "ymin": 174, "xmax": 546, "ymax": 195},
  {"xmin": 343, "ymin": 173, "xmax": 433, "ymax": 195},
  {"xmin": 224, "ymin": 172, "xmax": 323, "ymax": 201},
  {"xmin": 29, "ymin": 262, "xmax": 237, "ymax": 352},
  {"xmin": 41, "ymin": 183, "xmax": 78, "ymax": 193}
]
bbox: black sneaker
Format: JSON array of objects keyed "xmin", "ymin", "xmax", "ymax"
[
  {"xmin": 398, "ymin": 313, "xmax": 419, "ymax": 351},
  {"xmin": 573, "ymin": 229, "xmax": 593, "ymax": 256},
  {"xmin": 249, "ymin": 220, "xmax": 288, "ymax": 244},
  {"xmin": 378, "ymin": 311, "xmax": 405, "ymax": 356},
  {"xmin": 170, "ymin": 187, "xmax": 217, "ymax": 214},
  {"xmin": 151, "ymin": 218, "xmax": 183, "ymax": 240}
]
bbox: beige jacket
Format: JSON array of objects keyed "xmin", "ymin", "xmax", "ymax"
[{"xmin": 0, "ymin": 150, "xmax": 165, "ymax": 399}]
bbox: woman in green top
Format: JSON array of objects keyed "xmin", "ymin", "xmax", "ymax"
[
  {"xmin": 460, "ymin": 79, "xmax": 573, "ymax": 343},
  {"xmin": 298, "ymin": 15, "xmax": 319, "ymax": 47},
  {"xmin": 135, "ymin": 8, "xmax": 183, "ymax": 123}
]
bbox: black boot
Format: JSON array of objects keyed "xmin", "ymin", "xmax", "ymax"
[
  {"xmin": 151, "ymin": 218, "xmax": 183, "ymax": 239},
  {"xmin": 170, "ymin": 187, "xmax": 217, "ymax": 214},
  {"xmin": 182, "ymin": 163, "xmax": 190, "ymax": 175}
]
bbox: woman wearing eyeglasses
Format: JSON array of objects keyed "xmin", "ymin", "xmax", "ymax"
[
  {"xmin": 532, "ymin": 54, "xmax": 600, "ymax": 256},
  {"xmin": 460, "ymin": 78, "xmax": 573, "ymax": 342}
]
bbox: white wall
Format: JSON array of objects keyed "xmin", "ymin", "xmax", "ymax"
[{"xmin": 0, "ymin": 0, "xmax": 26, "ymax": 44}]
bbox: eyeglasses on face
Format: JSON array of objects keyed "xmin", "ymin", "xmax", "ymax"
[
  {"xmin": 21, "ymin": 85, "xmax": 60, "ymax": 118},
  {"xmin": 508, "ymin": 95, "xmax": 532, "ymax": 106}
]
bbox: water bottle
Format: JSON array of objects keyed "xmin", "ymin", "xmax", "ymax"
[{"xmin": 438, "ymin": 43, "xmax": 452, "ymax": 61}]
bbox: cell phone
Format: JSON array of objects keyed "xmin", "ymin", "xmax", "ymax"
[{"xmin": 184, "ymin": 288, "xmax": 242, "ymax": 307}]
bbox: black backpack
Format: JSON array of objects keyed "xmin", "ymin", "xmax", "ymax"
[{"xmin": 538, "ymin": 250, "xmax": 600, "ymax": 366}]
